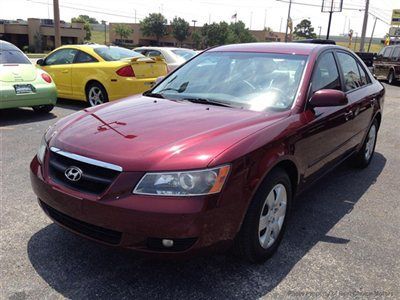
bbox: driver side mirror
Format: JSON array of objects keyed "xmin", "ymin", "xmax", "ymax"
[
  {"xmin": 309, "ymin": 89, "xmax": 348, "ymax": 108},
  {"xmin": 36, "ymin": 58, "xmax": 45, "ymax": 66}
]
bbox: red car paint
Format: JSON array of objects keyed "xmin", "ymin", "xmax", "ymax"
[{"xmin": 30, "ymin": 43, "xmax": 384, "ymax": 256}]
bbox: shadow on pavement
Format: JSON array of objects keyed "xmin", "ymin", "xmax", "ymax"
[
  {"xmin": 27, "ymin": 153, "xmax": 386, "ymax": 299},
  {"xmin": 0, "ymin": 99, "xmax": 85, "ymax": 127}
]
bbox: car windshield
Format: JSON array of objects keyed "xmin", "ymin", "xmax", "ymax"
[
  {"xmin": 0, "ymin": 50, "xmax": 31, "ymax": 64},
  {"xmin": 171, "ymin": 49, "xmax": 197, "ymax": 61},
  {"xmin": 151, "ymin": 51, "xmax": 307, "ymax": 112},
  {"xmin": 94, "ymin": 46, "xmax": 144, "ymax": 61}
]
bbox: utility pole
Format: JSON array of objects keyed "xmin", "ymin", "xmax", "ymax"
[
  {"xmin": 134, "ymin": 9, "xmax": 137, "ymax": 23},
  {"xmin": 280, "ymin": 17, "xmax": 283, "ymax": 32},
  {"xmin": 250, "ymin": 11, "xmax": 253, "ymax": 30},
  {"xmin": 367, "ymin": 16, "xmax": 377, "ymax": 52},
  {"xmin": 101, "ymin": 20, "xmax": 106, "ymax": 45},
  {"xmin": 264, "ymin": 9, "xmax": 267, "ymax": 29},
  {"xmin": 318, "ymin": 26, "xmax": 322, "ymax": 39},
  {"xmin": 53, "ymin": 0, "xmax": 61, "ymax": 48},
  {"xmin": 359, "ymin": 0, "xmax": 370, "ymax": 52},
  {"xmin": 285, "ymin": 0, "xmax": 292, "ymax": 42},
  {"xmin": 192, "ymin": 20, "xmax": 197, "ymax": 31},
  {"xmin": 326, "ymin": 0, "xmax": 334, "ymax": 39}
]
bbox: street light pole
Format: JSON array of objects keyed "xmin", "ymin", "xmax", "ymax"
[
  {"xmin": 284, "ymin": 0, "xmax": 292, "ymax": 42},
  {"xmin": 367, "ymin": 16, "xmax": 377, "ymax": 52},
  {"xmin": 359, "ymin": 0, "xmax": 370, "ymax": 52},
  {"xmin": 318, "ymin": 26, "xmax": 322, "ymax": 39},
  {"xmin": 326, "ymin": 0, "xmax": 334, "ymax": 40},
  {"xmin": 101, "ymin": 20, "xmax": 107, "ymax": 45},
  {"xmin": 53, "ymin": 0, "xmax": 61, "ymax": 48}
]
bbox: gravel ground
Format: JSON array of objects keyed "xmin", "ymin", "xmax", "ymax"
[{"xmin": 1, "ymin": 83, "xmax": 399, "ymax": 299}]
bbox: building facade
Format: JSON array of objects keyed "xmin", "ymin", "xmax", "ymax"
[{"xmin": 0, "ymin": 18, "xmax": 85, "ymax": 52}]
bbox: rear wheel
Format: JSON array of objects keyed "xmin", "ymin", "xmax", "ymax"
[
  {"xmin": 235, "ymin": 168, "xmax": 292, "ymax": 263},
  {"xmin": 350, "ymin": 119, "xmax": 378, "ymax": 168},
  {"xmin": 86, "ymin": 82, "xmax": 108, "ymax": 107},
  {"xmin": 32, "ymin": 105, "xmax": 54, "ymax": 114},
  {"xmin": 387, "ymin": 70, "xmax": 396, "ymax": 85}
]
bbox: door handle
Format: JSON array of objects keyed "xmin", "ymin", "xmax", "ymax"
[
  {"xmin": 344, "ymin": 111, "xmax": 353, "ymax": 121},
  {"xmin": 61, "ymin": 70, "xmax": 69, "ymax": 73},
  {"xmin": 370, "ymin": 98, "xmax": 376, "ymax": 106}
]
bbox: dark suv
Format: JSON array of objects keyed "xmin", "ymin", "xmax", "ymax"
[{"xmin": 373, "ymin": 45, "xmax": 400, "ymax": 84}]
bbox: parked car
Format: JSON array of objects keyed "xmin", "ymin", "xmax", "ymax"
[
  {"xmin": 36, "ymin": 45, "xmax": 168, "ymax": 106},
  {"xmin": 373, "ymin": 44, "xmax": 400, "ymax": 84},
  {"xmin": 0, "ymin": 40, "xmax": 57, "ymax": 113},
  {"xmin": 134, "ymin": 47, "xmax": 197, "ymax": 72},
  {"xmin": 31, "ymin": 43, "xmax": 384, "ymax": 262}
]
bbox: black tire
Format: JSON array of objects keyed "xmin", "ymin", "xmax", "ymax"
[
  {"xmin": 387, "ymin": 70, "xmax": 396, "ymax": 85},
  {"xmin": 32, "ymin": 104, "xmax": 54, "ymax": 114},
  {"xmin": 85, "ymin": 82, "xmax": 108, "ymax": 107},
  {"xmin": 350, "ymin": 119, "xmax": 378, "ymax": 168},
  {"xmin": 235, "ymin": 167, "xmax": 292, "ymax": 263}
]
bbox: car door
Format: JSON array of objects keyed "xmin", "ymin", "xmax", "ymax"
[
  {"xmin": 390, "ymin": 46, "xmax": 400, "ymax": 78},
  {"xmin": 70, "ymin": 50, "xmax": 99, "ymax": 99},
  {"xmin": 41, "ymin": 48, "xmax": 78, "ymax": 96},
  {"xmin": 335, "ymin": 51, "xmax": 375, "ymax": 147},
  {"xmin": 295, "ymin": 51, "xmax": 354, "ymax": 180}
]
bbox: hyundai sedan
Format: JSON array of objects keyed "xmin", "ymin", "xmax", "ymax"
[{"xmin": 30, "ymin": 43, "xmax": 384, "ymax": 262}]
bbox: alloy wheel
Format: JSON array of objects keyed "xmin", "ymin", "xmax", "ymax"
[
  {"xmin": 258, "ymin": 183, "xmax": 287, "ymax": 249},
  {"xmin": 88, "ymin": 86, "xmax": 105, "ymax": 106},
  {"xmin": 364, "ymin": 124, "xmax": 377, "ymax": 161}
]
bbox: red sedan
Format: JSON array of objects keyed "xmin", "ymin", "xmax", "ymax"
[{"xmin": 30, "ymin": 43, "xmax": 384, "ymax": 262}]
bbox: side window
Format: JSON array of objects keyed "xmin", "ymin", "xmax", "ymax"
[
  {"xmin": 311, "ymin": 52, "xmax": 341, "ymax": 93},
  {"xmin": 45, "ymin": 49, "xmax": 78, "ymax": 65},
  {"xmin": 336, "ymin": 52, "xmax": 363, "ymax": 92},
  {"xmin": 74, "ymin": 51, "xmax": 98, "ymax": 63},
  {"xmin": 383, "ymin": 47, "xmax": 393, "ymax": 59},
  {"xmin": 357, "ymin": 63, "xmax": 370, "ymax": 86},
  {"xmin": 392, "ymin": 47, "xmax": 400, "ymax": 61}
]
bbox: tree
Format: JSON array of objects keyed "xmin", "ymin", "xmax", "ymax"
[
  {"xmin": 191, "ymin": 31, "xmax": 202, "ymax": 49},
  {"xmin": 114, "ymin": 24, "xmax": 133, "ymax": 41},
  {"xmin": 71, "ymin": 15, "xmax": 99, "ymax": 41},
  {"xmin": 228, "ymin": 21, "xmax": 256, "ymax": 43},
  {"xmin": 293, "ymin": 19, "xmax": 317, "ymax": 40},
  {"xmin": 201, "ymin": 22, "xmax": 230, "ymax": 47},
  {"xmin": 171, "ymin": 17, "xmax": 190, "ymax": 46},
  {"xmin": 71, "ymin": 15, "xmax": 98, "ymax": 24},
  {"xmin": 140, "ymin": 13, "xmax": 168, "ymax": 45}
]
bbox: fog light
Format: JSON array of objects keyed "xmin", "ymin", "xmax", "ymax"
[{"xmin": 162, "ymin": 239, "xmax": 174, "ymax": 247}]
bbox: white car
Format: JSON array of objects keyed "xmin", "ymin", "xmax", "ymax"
[{"xmin": 134, "ymin": 47, "xmax": 197, "ymax": 72}]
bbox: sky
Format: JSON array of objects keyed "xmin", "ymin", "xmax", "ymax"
[{"xmin": 1, "ymin": 0, "xmax": 399, "ymax": 38}]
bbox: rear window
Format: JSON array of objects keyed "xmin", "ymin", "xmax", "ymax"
[
  {"xmin": 0, "ymin": 50, "xmax": 31, "ymax": 64},
  {"xmin": 171, "ymin": 49, "xmax": 197, "ymax": 61},
  {"xmin": 94, "ymin": 47, "xmax": 144, "ymax": 61}
]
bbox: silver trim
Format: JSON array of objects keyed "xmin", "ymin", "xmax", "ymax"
[{"xmin": 50, "ymin": 147, "xmax": 123, "ymax": 172}]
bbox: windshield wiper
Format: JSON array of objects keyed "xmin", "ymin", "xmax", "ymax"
[
  {"xmin": 182, "ymin": 97, "xmax": 234, "ymax": 108},
  {"xmin": 143, "ymin": 91, "xmax": 165, "ymax": 99}
]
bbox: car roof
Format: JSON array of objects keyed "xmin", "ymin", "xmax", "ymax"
[
  {"xmin": 135, "ymin": 47, "xmax": 194, "ymax": 51},
  {"xmin": 209, "ymin": 42, "xmax": 334, "ymax": 55},
  {"xmin": 0, "ymin": 40, "xmax": 20, "ymax": 51}
]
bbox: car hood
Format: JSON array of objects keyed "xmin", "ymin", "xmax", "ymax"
[
  {"xmin": 50, "ymin": 96, "xmax": 287, "ymax": 171},
  {"xmin": 0, "ymin": 63, "xmax": 37, "ymax": 82}
]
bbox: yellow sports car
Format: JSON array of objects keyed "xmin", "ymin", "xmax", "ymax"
[{"xmin": 37, "ymin": 45, "xmax": 167, "ymax": 106}]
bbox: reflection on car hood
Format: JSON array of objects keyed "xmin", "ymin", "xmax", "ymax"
[{"xmin": 51, "ymin": 96, "xmax": 286, "ymax": 171}]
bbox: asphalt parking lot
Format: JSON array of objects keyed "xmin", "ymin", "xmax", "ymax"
[{"xmin": 1, "ymin": 83, "xmax": 399, "ymax": 299}]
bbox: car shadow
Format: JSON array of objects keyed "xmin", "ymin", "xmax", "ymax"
[
  {"xmin": 0, "ymin": 108, "xmax": 57, "ymax": 127},
  {"xmin": 27, "ymin": 153, "xmax": 386, "ymax": 299},
  {"xmin": 0, "ymin": 99, "xmax": 86, "ymax": 127}
]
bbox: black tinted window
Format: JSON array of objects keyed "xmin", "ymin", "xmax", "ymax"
[
  {"xmin": 94, "ymin": 46, "xmax": 143, "ymax": 61},
  {"xmin": 312, "ymin": 52, "xmax": 341, "ymax": 93},
  {"xmin": 75, "ymin": 51, "xmax": 97, "ymax": 63},
  {"xmin": 0, "ymin": 50, "xmax": 30, "ymax": 64},
  {"xmin": 337, "ymin": 52, "xmax": 364, "ymax": 92},
  {"xmin": 383, "ymin": 47, "xmax": 393, "ymax": 58},
  {"xmin": 45, "ymin": 49, "xmax": 78, "ymax": 65},
  {"xmin": 357, "ymin": 63, "xmax": 370, "ymax": 85},
  {"xmin": 392, "ymin": 47, "xmax": 400, "ymax": 61}
]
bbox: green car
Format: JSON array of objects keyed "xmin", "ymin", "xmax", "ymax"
[{"xmin": 0, "ymin": 40, "xmax": 57, "ymax": 113}]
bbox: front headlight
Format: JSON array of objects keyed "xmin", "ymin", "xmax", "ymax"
[
  {"xmin": 36, "ymin": 135, "xmax": 47, "ymax": 164},
  {"xmin": 133, "ymin": 165, "xmax": 230, "ymax": 196}
]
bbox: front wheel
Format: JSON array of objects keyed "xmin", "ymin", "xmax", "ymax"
[
  {"xmin": 86, "ymin": 82, "xmax": 108, "ymax": 107},
  {"xmin": 235, "ymin": 168, "xmax": 292, "ymax": 263},
  {"xmin": 32, "ymin": 105, "xmax": 54, "ymax": 114},
  {"xmin": 350, "ymin": 119, "xmax": 378, "ymax": 168}
]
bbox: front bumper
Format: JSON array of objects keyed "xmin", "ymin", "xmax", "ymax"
[{"xmin": 30, "ymin": 156, "xmax": 244, "ymax": 256}]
